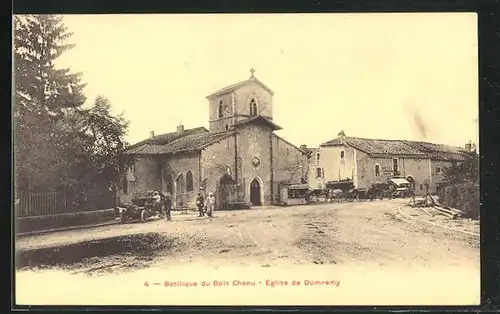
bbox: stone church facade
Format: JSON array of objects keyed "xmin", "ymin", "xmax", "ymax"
[{"xmin": 118, "ymin": 70, "xmax": 308, "ymax": 209}]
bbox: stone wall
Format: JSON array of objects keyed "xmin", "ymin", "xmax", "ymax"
[
  {"xmin": 208, "ymin": 92, "xmax": 234, "ymax": 132},
  {"xmin": 234, "ymin": 82, "xmax": 273, "ymax": 120},
  {"xmin": 161, "ymin": 152, "xmax": 200, "ymax": 208},
  {"xmin": 319, "ymin": 145, "xmax": 357, "ymax": 186},
  {"xmin": 355, "ymin": 151, "xmax": 432, "ymax": 196},
  {"xmin": 201, "ymin": 134, "xmax": 237, "ymax": 207},
  {"xmin": 117, "ymin": 156, "xmax": 161, "ymax": 204},
  {"xmin": 272, "ymin": 135, "xmax": 307, "ymax": 203},
  {"xmin": 237, "ymin": 123, "xmax": 273, "ymax": 205}
]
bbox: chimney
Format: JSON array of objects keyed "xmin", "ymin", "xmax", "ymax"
[
  {"xmin": 150, "ymin": 130, "xmax": 155, "ymax": 139},
  {"xmin": 465, "ymin": 141, "xmax": 472, "ymax": 151},
  {"xmin": 300, "ymin": 144, "xmax": 307, "ymax": 150},
  {"xmin": 177, "ymin": 124, "xmax": 184, "ymax": 134}
]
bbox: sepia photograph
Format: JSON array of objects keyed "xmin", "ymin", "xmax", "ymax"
[{"xmin": 13, "ymin": 13, "xmax": 480, "ymax": 306}]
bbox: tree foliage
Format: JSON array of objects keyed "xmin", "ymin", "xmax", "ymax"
[
  {"xmin": 14, "ymin": 15, "xmax": 87, "ymax": 191},
  {"xmin": 63, "ymin": 96, "xmax": 130, "ymax": 190},
  {"xmin": 443, "ymin": 150, "xmax": 479, "ymax": 184},
  {"xmin": 14, "ymin": 15, "xmax": 129, "ymax": 194}
]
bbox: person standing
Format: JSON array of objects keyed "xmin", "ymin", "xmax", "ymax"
[
  {"xmin": 164, "ymin": 192, "xmax": 172, "ymax": 221},
  {"xmin": 196, "ymin": 193, "xmax": 205, "ymax": 217},
  {"xmin": 153, "ymin": 191, "xmax": 161, "ymax": 205},
  {"xmin": 204, "ymin": 191, "xmax": 216, "ymax": 220}
]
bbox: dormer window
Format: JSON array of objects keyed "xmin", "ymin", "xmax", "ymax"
[
  {"xmin": 250, "ymin": 98, "xmax": 258, "ymax": 116},
  {"xmin": 218, "ymin": 100, "xmax": 224, "ymax": 118}
]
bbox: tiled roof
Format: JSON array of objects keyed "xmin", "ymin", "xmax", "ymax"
[
  {"xmin": 163, "ymin": 131, "xmax": 235, "ymax": 154},
  {"xmin": 232, "ymin": 115, "xmax": 282, "ymax": 130},
  {"xmin": 206, "ymin": 76, "xmax": 274, "ymax": 99},
  {"xmin": 128, "ymin": 127, "xmax": 208, "ymax": 150},
  {"xmin": 321, "ymin": 136, "xmax": 469, "ymax": 161},
  {"xmin": 400, "ymin": 141, "xmax": 470, "ymax": 161},
  {"xmin": 126, "ymin": 130, "xmax": 235, "ymax": 156}
]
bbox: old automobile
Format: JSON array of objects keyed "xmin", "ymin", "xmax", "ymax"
[
  {"xmin": 388, "ymin": 178, "xmax": 412, "ymax": 198},
  {"xmin": 116, "ymin": 190, "xmax": 166, "ymax": 223}
]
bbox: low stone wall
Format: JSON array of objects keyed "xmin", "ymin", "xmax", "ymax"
[
  {"xmin": 16, "ymin": 209, "xmax": 117, "ymax": 234},
  {"xmin": 438, "ymin": 183, "xmax": 480, "ymax": 220}
]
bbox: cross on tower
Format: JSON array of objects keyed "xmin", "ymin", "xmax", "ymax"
[{"xmin": 250, "ymin": 68, "xmax": 255, "ymax": 78}]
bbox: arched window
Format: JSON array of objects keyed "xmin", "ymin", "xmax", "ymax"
[
  {"xmin": 186, "ymin": 171, "xmax": 194, "ymax": 192},
  {"xmin": 374, "ymin": 164, "xmax": 380, "ymax": 177},
  {"xmin": 316, "ymin": 167, "xmax": 322, "ymax": 178},
  {"xmin": 250, "ymin": 98, "xmax": 258, "ymax": 116},
  {"xmin": 218, "ymin": 100, "xmax": 224, "ymax": 118},
  {"xmin": 122, "ymin": 177, "xmax": 128, "ymax": 193},
  {"xmin": 316, "ymin": 152, "xmax": 320, "ymax": 161},
  {"xmin": 176, "ymin": 174, "xmax": 184, "ymax": 193},
  {"xmin": 340, "ymin": 151, "xmax": 345, "ymax": 158}
]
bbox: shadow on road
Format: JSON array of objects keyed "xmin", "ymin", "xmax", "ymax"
[{"xmin": 16, "ymin": 233, "xmax": 182, "ymax": 276}]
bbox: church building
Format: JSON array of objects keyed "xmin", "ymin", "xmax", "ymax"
[{"xmin": 118, "ymin": 70, "xmax": 308, "ymax": 209}]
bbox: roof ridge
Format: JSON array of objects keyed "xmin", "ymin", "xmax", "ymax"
[
  {"xmin": 206, "ymin": 76, "xmax": 274, "ymax": 98},
  {"xmin": 127, "ymin": 126, "xmax": 208, "ymax": 150},
  {"xmin": 323, "ymin": 135, "xmax": 464, "ymax": 149},
  {"xmin": 153, "ymin": 126, "xmax": 207, "ymax": 138}
]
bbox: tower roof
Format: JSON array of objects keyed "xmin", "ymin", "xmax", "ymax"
[{"xmin": 206, "ymin": 69, "xmax": 274, "ymax": 99}]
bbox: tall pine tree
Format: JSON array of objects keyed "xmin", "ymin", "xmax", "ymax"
[{"xmin": 14, "ymin": 15, "xmax": 87, "ymax": 192}]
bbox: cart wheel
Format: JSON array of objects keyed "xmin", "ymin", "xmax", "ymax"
[
  {"xmin": 140, "ymin": 210, "xmax": 148, "ymax": 223},
  {"xmin": 120, "ymin": 211, "xmax": 127, "ymax": 224}
]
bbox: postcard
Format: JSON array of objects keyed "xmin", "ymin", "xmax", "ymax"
[{"xmin": 13, "ymin": 13, "xmax": 480, "ymax": 306}]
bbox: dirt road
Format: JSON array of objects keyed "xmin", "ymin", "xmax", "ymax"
[
  {"xmin": 15, "ymin": 199, "xmax": 480, "ymax": 306},
  {"xmin": 16, "ymin": 199, "xmax": 479, "ymax": 271}
]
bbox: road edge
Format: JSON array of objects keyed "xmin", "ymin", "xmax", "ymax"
[
  {"xmin": 15, "ymin": 219, "xmax": 120, "ymax": 237},
  {"xmin": 398, "ymin": 205, "xmax": 479, "ymax": 237}
]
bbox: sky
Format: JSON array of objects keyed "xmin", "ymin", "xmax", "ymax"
[{"xmin": 54, "ymin": 13, "xmax": 479, "ymax": 148}]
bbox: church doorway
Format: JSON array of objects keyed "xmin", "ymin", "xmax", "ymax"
[
  {"xmin": 218, "ymin": 174, "xmax": 233, "ymax": 210},
  {"xmin": 250, "ymin": 178, "xmax": 262, "ymax": 206}
]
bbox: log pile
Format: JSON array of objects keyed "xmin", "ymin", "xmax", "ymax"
[{"xmin": 409, "ymin": 193, "xmax": 464, "ymax": 219}]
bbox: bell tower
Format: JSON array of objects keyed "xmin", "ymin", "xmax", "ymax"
[{"xmin": 206, "ymin": 69, "xmax": 275, "ymax": 132}]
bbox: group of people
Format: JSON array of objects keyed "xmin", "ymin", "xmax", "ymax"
[
  {"xmin": 151, "ymin": 190, "xmax": 216, "ymax": 221},
  {"xmin": 196, "ymin": 192, "xmax": 216, "ymax": 219}
]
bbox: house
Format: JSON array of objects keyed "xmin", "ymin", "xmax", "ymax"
[
  {"xmin": 312, "ymin": 133, "xmax": 472, "ymax": 196},
  {"xmin": 300, "ymin": 146, "xmax": 326, "ymax": 190},
  {"xmin": 118, "ymin": 70, "xmax": 309, "ymax": 209}
]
